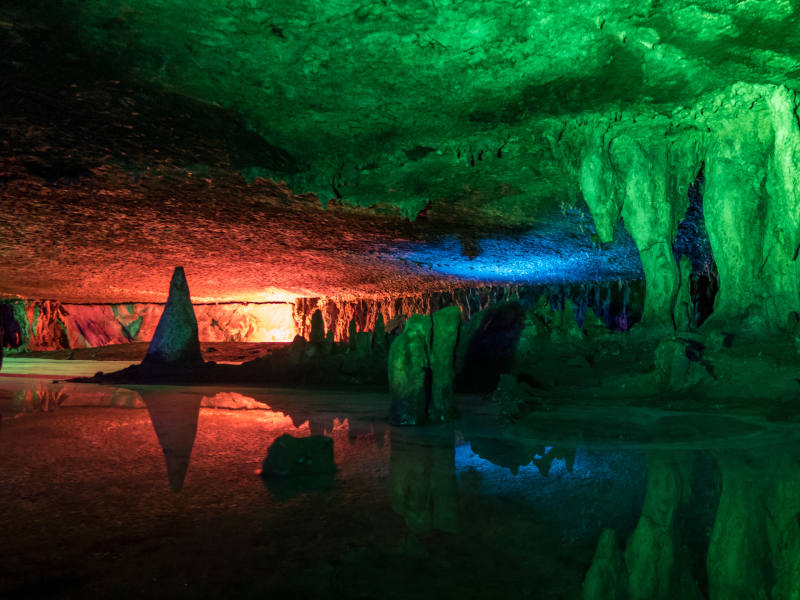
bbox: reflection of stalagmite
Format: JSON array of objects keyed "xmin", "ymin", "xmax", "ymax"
[
  {"xmin": 584, "ymin": 453, "xmax": 701, "ymax": 600},
  {"xmin": 583, "ymin": 529, "xmax": 627, "ymax": 600},
  {"xmin": 143, "ymin": 392, "xmax": 202, "ymax": 492},
  {"xmin": 625, "ymin": 455, "xmax": 700, "ymax": 600},
  {"xmin": 707, "ymin": 452, "xmax": 800, "ymax": 600},
  {"xmin": 389, "ymin": 427, "xmax": 458, "ymax": 534}
]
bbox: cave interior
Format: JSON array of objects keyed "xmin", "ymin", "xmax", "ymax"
[{"xmin": 2, "ymin": 1, "xmax": 800, "ymax": 599}]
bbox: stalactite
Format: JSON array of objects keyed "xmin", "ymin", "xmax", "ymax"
[{"xmin": 293, "ymin": 280, "xmax": 643, "ymax": 343}]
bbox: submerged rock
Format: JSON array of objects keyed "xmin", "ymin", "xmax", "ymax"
[
  {"xmin": 388, "ymin": 314, "xmax": 432, "ymax": 425},
  {"xmin": 261, "ymin": 434, "xmax": 336, "ymax": 477},
  {"xmin": 142, "ymin": 267, "xmax": 203, "ymax": 367}
]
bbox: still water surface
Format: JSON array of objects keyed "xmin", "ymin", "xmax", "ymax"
[{"xmin": 1, "ymin": 362, "xmax": 798, "ymax": 599}]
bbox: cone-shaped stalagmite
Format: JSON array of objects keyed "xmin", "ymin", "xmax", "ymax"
[{"xmin": 143, "ymin": 267, "xmax": 203, "ymax": 367}]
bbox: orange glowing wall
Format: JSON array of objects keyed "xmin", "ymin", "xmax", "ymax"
[{"xmin": 6, "ymin": 301, "xmax": 298, "ymax": 350}]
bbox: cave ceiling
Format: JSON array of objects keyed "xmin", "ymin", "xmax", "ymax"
[{"xmin": 1, "ymin": 1, "xmax": 797, "ymax": 302}]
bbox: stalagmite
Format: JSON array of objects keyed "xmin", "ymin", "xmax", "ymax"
[
  {"xmin": 309, "ymin": 309, "xmax": 325, "ymax": 345},
  {"xmin": 429, "ymin": 306, "xmax": 461, "ymax": 422},
  {"xmin": 142, "ymin": 267, "xmax": 203, "ymax": 367},
  {"xmin": 388, "ymin": 314, "xmax": 432, "ymax": 425}
]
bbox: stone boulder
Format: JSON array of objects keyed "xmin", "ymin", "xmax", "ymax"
[
  {"xmin": 388, "ymin": 314, "xmax": 432, "ymax": 425},
  {"xmin": 142, "ymin": 267, "xmax": 203, "ymax": 367}
]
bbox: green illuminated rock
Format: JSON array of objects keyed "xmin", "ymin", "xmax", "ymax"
[
  {"xmin": 429, "ymin": 306, "xmax": 461, "ymax": 422},
  {"xmin": 14, "ymin": 1, "xmax": 800, "ymax": 333},
  {"xmin": 388, "ymin": 314, "xmax": 432, "ymax": 426},
  {"xmin": 142, "ymin": 267, "xmax": 203, "ymax": 367}
]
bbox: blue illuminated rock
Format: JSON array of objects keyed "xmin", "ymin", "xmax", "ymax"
[{"xmin": 142, "ymin": 267, "xmax": 203, "ymax": 367}]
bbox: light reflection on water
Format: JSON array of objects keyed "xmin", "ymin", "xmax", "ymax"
[{"xmin": 1, "ymin": 369, "xmax": 799, "ymax": 599}]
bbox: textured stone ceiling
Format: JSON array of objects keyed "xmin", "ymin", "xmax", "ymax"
[{"xmin": 1, "ymin": 1, "xmax": 797, "ymax": 304}]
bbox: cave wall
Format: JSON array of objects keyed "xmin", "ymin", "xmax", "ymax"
[
  {"xmin": 294, "ymin": 280, "xmax": 645, "ymax": 343},
  {"xmin": 0, "ymin": 300, "xmax": 297, "ymax": 351},
  {"xmin": 0, "ymin": 281, "xmax": 642, "ymax": 352},
  {"xmin": 565, "ymin": 83, "xmax": 800, "ymax": 332}
]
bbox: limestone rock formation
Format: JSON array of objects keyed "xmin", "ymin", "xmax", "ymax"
[
  {"xmin": 142, "ymin": 267, "xmax": 203, "ymax": 367},
  {"xmin": 652, "ymin": 337, "xmax": 710, "ymax": 391},
  {"xmin": 388, "ymin": 314, "xmax": 432, "ymax": 425},
  {"xmin": 388, "ymin": 307, "xmax": 463, "ymax": 425},
  {"xmin": 309, "ymin": 309, "xmax": 325, "ymax": 345},
  {"xmin": 429, "ymin": 306, "xmax": 461, "ymax": 422},
  {"xmin": 372, "ymin": 312, "xmax": 388, "ymax": 354}
]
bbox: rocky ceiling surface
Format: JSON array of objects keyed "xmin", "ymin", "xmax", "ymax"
[{"xmin": 1, "ymin": 1, "xmax": 797, "ymax": 306}]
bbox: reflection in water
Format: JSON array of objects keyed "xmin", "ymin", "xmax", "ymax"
[
  {"xmin": 584, "ymin": 453, "xmax": 702, "ymax": 600},
  {"xmin": 707, "ymin": 451, "xmax": 800, "ymax": 600},
  {"xmin": 389, "ymin": 427, "xmax": 459, "ymax": 534},
  {"xmin": 5, "ymin": 372, "xmax": 800, "ymax": 599},
  {"xmin": 465, "ymin": 435, "xmax": 577, "ymax": 476},
  {"xmin": 137, "ymin": 390, "xmax": 318, "ymax": 492},
  {"xmin": 583, "ymin": 448, "xmax": 800, "ymax": 600},
  {"xmin": 12, "ymin": 383, "xmax": 66, "ymax": 413},
  {"xmin": 141, "ymin": 392, "xmax": 202, "ymax": 492}
]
